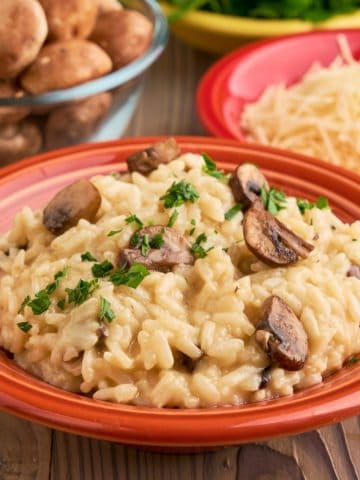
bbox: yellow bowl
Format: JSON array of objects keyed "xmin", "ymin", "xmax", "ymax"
[{"xmin": 160, "ymin": 2, "xmax": 360, "ymax": 54}]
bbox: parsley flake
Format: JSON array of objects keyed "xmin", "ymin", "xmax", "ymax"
[
  {"xmin": 18, "ymin": 295, "xmax": 30, "ymax": 314},
  {"xmin": 17, "ymin": 321, "xmax": 32, "ymax": 333},
  {"xmin": 81, "ymin": 251, "xmax": 97, "ymax": 262},
  {"xmin": 140, "ymin": 234, "xmax": 151, "ymax": 256},
  {"xmin": 57, "ymin": 299, "xmax": 66, "ymax": 310},
  {"xmin": 92, "ymin": 260, "xmax": 114, "ymax": 278},
  {"xmin": 297, "ymin": 196, "xmax": 330, "ymax": 214},
  {"xmin": 99, "ymin": 297, "xmax": 116, "ymax": 323},
  {"xmin": 110, "ymin": 263, "xmax": 150, "ymax": 289},
  {"xmin": 66, "ymin": 279, "xmax": 99, "ymax": 305},
  {"xmin": 201, "ymin": 153, "xmax": 227, "ymax": 180},
  {"xmin": 191, "ymin": 233, "xmax": 213, "ymax": 259},
  {"xmin": 125, "ymin": 214, "xmax": 143, "ymax": 229},
  {"xmin": 168, "ymin": 209, "xmax": 179, "ymax": 227},
  {"xmin": 107, "ymin": 229, "xmax": 123, "ymax": 237},
  {"xmin": 346, "ymin": 356, "xmax": 359, "ymax": 365},
  {"xmin": 28, "ymin": 290, "xmax": 51, "ymax": 315},
  {"xmin": 261, "ymin": 185, "xmax": 286, "ymax": 215},
  {"xmin": 224, "ymin": 203, "xmax": 244, "ymax": 220},
  {"xmin": 160, "ymin": 180, "xmax": 199, "ymax": 208}
]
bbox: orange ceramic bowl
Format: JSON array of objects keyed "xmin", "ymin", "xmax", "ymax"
[{"xmin": 0, "ymin": 137, "xmax": 359, "ymax": 448}]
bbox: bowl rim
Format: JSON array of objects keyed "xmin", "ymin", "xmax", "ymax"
[
  {"xmin": 0, "ymin": 0, "xmax": 168, "ymax": 107},
  {"xmin": 0, "ymin": 136, "xmax": 359, "ymax": 447},
  {"xmin": 196, "ymin": 28, "xmax": 360, "ymax": 140}
]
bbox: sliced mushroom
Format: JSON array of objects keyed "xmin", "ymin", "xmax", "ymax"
[
  {"xmin": 119, "ymin": 225, "xmax": 194, "ymax": 272},
  {"xmin": 347, "ymin": 264, "xmax": 360, "ymax": 279},
  {"xmin": 243, "ymin": 202, "xmax": 314, "ymax": 266},
  {"xmin": 127, "ymin": 138, "xmax": 180, "ymax": 175},
  {"xmin": 43, "ymin": 179, "xmax": 101, "ymax": 235},
  {"xmin": 229, "ymin": 163, "xmax": 268, "ymax": 206},
  {"xmin": 255, "ymin": 295, "xmax": 308, "ymax": 371}
]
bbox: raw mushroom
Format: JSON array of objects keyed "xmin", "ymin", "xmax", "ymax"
[
  {"xmin": 0, "ymin": 0, "xmax": 48, "ymax": 79},
  {"xmin": 97, "ymin": 0, "xmax": 123, "ymax": 13},
  {"xmin": 119, "ymin": 226, "xmax": 194, "ymax": 272},
  {"xmin": 243, "ymin": 201, "xmax": 314, "ymax": 266},
  {"xmin": 347, "ymin": 264, "xmax": 360, "ymax": 279},
  {"xmin": 255, "ymin": 295, "xmax": 308, "ymax": 371},
  {"xmin": 43, "ymin": 179, "xmax": 101, "ymax": 235},
  {"xmin": 229, "ymin": 163, "xmax": 268, "ymax": 206},
  {"xmin": 0, "ymin": 82, "xmax": 30, "ymax": 124},
  {"xmin": 127, "ymin": 138, "xmax": 181, "ymax": 175},
  {"xmin": 0, "ymin": 121, "xmax": 42, "ymax": 165}
]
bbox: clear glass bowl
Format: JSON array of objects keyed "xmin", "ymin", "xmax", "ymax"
[{"xmin": 0, "ymin": 0, "xmax": 168, "ymax": 165}]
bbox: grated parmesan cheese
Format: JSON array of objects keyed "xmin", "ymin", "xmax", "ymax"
[{"xmin": 241, "ymin": 35, "xmax": 360, "ymax": 173}]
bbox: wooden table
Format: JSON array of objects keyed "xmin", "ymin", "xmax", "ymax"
[{"xmin": 1, "ymin": 36, "xmax": 359, "ymax": 480}]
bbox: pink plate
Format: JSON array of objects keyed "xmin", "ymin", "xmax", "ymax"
[
  {"xmin": 197, "ymin": 29, "xmax": 360, "ymax": 140},
  {"xmin": 0, "ymin": 137, "xmax": 359, "ymax": 448}
]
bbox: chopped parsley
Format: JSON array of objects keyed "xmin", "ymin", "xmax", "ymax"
[
  {"xmin": 261, "ymin": 185, "xmax": 286, "ymax": 215},
  {"xmin": 66, "ymin": 279, "xmax": 99, "ymax": 305},
  {"xmin": 130, "ymin": 231, "xmax": 165, "ymax": 256},
  {"xmin": 91, "ymin": 260, "xmax": 114, "ymax": 278},
  {"xmin": 110, "ymin": 262, "xmax": 150, "ymax": 289},
  {"xmin": 17, "ymin": 321, "xmax": 32, "ymax": 333},
  {"xmin": 297, "ymin": 196, "xmax": 329, "ymax": 214},
  {"xmin": 150, "ymin": 233, "xmax": 165, "ymax": 249},
  {"xmin": 125, "ymin": 214, "xmax": 143, "ymax": 229},
  {"xmin": 346, "ymin": 356, "xmax": 359, "ymax": 365},
  {"xmin": 168, "ymin": 209, "xmax": 179, "ymax": 227},
  {"xmin": 191, "ymin": 233, "xmax": 213, "ymax": 259},
  {"xmin": 107, "ymin": 229, "xmax": 123, "ymax": 237},
  {"xmin": 99, "ymin": 297, "xmax": 116, "ymax": 323},
  {"xmin": 201, "ymin": 153, "xmax": 227, "ymax": 180},
  {"xmin": 18, "ymin": 295, "xmax": 30, "ymax": 314},
  {"xmin": 57, "ymin": 299, "xmax": 66, "ymax": 310},
  {"xmin": 81, "ymin": 251, "xmax": 97, "ymax": 262},
  {"xmin": 222, "ymin": 247, "xmax": 229, "ymax": 253},
  {"xmin": 160, "ymin": 180, "xmax": 199, "ymax": 208},
  {"xmin": 224, "ymin": 203, "xmax": 244, "ymax": 220},
  {"xmin": 140, "ymin": 234, "xmax": 151, "ymax": 256}
]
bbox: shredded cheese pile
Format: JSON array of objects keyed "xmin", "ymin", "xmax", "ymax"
[{"xmin": 241, "ymin": 35, "xmax": 360, "ymax": 173}]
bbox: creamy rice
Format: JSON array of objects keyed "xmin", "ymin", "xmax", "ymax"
[{"xmin": 0, "ymin": 152, "xmax": 359, "ymax": 407}]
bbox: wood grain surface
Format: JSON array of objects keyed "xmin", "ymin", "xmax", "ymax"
[{"xmin": 0, "ymin": 36, "xmax": 359, "ymax": 480}]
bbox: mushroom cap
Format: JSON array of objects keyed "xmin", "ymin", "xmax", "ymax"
[
  {"xmin": 229, "ymin": 163, "xmax": 268, "ymax": 206},
  {"xmin": 127, "ymin": 138, "xmax": 181, "ymax": 175}
]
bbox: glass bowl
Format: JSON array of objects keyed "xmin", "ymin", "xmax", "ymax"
[{"xmin": 0, "ymin": 0, "xmax": 168, "ymax": 166}]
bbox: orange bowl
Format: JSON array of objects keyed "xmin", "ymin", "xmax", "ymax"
[{"xmin": 0, "ymin": 137, "xmax": 359, "ymax": 448}]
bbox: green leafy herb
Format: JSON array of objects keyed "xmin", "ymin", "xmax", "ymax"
[
  {"xmin": 28, "ymin": 290, "xmax": 51, "ymax": 315},
  {"xmin": 107, "ymin": 229, "xmax": 123, "ymax": 237},
  {"xmin": 81, "ymin": 251, "xmax": 97, "ymax": 262},
  {"xmin": 17, "ymin": 321, "xmax": 32, "ymax": 333},
  {"xmin": 57, "ymin": 299, "xmax": 66, "ymax": 310},
  {"xmin": 125, "ymin": 214, "xmax": 143, "ymax": 229},
  {"xmin": 18, "ymin": 295, "xmax": 30, "ymax": 314},
  {"xmin": 91, "ymin": 260, "xmax": 114, "ymax": 278},
  {"xmin": 99, "ymin": 296, "xmax": 116, "ymax": 323},
  {"xmin": 261, "ymin": 185, "xmax": 286, "ymax": 215},
  {"xmin": 150, "ymin": 233, "xmax": 165, "ymax": 249},
  {"xmin": 66, "ymin": 279, "xmax": 99, "ymax": 305},
  {"xmin": 346, "ymin": 356, "xmax": 360, "ymax": 365},
  {"xmin": 168, "ymin": 209, "xmax": 179, "ymax": 227},
  {"xmin": 222, "ymin": 247, "xmax": 229, "ymax": 253},
  {"xmin": 202, "ymin": 152, "xmax": 227, "ymax": 180},
  {"xmin": 297, "ymin": 196, "xmax": 330, "ymax": 214},
  {"xmin": 140, "ymin": 234, "xmax": 151, "ymax": 256},
  {"xmin": 191, "ymin": 233, "xmax": 213, "ymax": 259},
  {"xmin": 160, "ymin": 180, "xmax": 200, "ymax": 208},
  {"xmin": 110, "ymin": 262, "xmax": 150, "ymax": 289},
  {"xmin": 224, "ymin": 203, "xmax": 244, "ymax": 220}
]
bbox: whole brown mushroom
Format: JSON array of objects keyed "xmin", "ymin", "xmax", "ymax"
[
  {"xmin": 0, "ymin": 121, "xmax": 42, "ymax": 165},
  {"xmin": 0, "ymin": 0, "xmax": 48, "ymax": 80},
  {"xmin": 0, "ymin": 82, "xmax": 30, "ymax": 124},
  {"xmin": 20, "ymin": 40, "xmax": 113, "ymax": 95},
  {"xmin": 45, "ymin": 93, "xmax": 112, "ymax": 150},
  {"xmin": 38, "ymin": 0, "xmax": 98, "ymax": 41},
  {"xmin": 97, "ymin": 0, "xmax": 123, "ymax": 13},
  {"xmin": 90, "ymin": 10, "xmax": 153, "ymax": 69}
]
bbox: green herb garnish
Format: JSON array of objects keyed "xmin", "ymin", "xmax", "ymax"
[
  {"xmin": 224, "ymin": 203, "xmax": 244, "ymax": 220},
  {"xmin": 160, "ymin": 180, "xmax": 200, "ymax": 208},
  {"xmin": 168, "ymin": 209, "xmax": 179, "ymax": 227},
  {"xmin": 125, "ymin": 214, "xmax": 143, "ymax": 229},
  {"xmin": 17, "ymin": 321, "xmax": 32, "ymax": 333},
  {"xmin": 140, "ymin": 234, "xmax": 151, "ymax": 256},
  {"xmin": 346, "ymin": 356, "xmax": 360, "ymax": 365},
  {"xmin": 81, "ymin": 251, "xmax": 97, "ymax": 262},
  {"xmin": 297, "ymin": 196, "xmax": 330, "ymax": 214},
  {"xmin": 99, "ymin": 296, "xmax": 116, "ymax": 323},
  {"xmin": 110, "ymin": 262, "xmax": 150, "ymax": 289},
  {"xmin": 57, "ymin": 299, "xmax": 66, "ymax": 310},
  {"xmin": 107, "ymin": 229, "xmax": 123, "ymax": 237},
  {"xmin": 18, "ymin": 295, "xmax": 30, "ymax": 314},
  {"xmin": 202, "ymin": 153, "xmax": 227, "ymax": 180},
  {"xmin": 150, "ymin": 233, "xmax": 165, "ymax": 249},
  {"xmin": 27, "ymin": 290, "xmax": 51, "ymax": 315},
  {"xmin": 91, "ymin": 260, "xmax": 114, "ymax": 278},
  {"xmin": 66, "ymin": 279, "xmax": 99, "ymax": 305},
  {"xmin": 261, "ymin": 185, "xmax": 286, "ymax": 215},
  {"xmin": 191, "ymin": 233, "xmax": 213, "ymax": 259}
]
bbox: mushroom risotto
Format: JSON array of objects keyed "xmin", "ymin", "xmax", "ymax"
[{"xmin": 0, "ymin": 138, "xmax": 359, "ymax": 408}]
